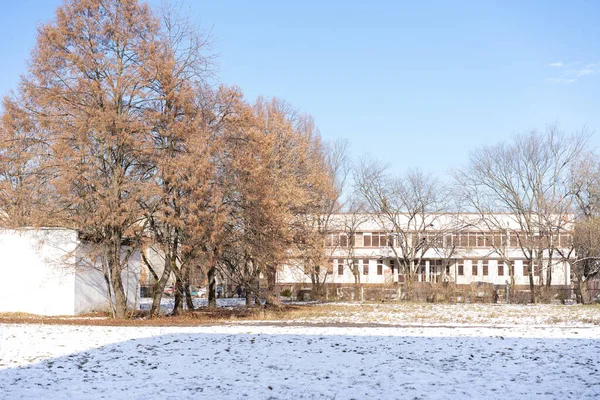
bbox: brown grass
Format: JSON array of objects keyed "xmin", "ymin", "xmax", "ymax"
[
  {"xmin": 0, "ymin": 304, "xmax": 321, "ymax": 327},
  {"xmin": 2, "ymin": 302, "xmax": 598, "ymax": 327}
]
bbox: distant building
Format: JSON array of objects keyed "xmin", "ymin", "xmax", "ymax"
[{"xmin": 277, "ymin": 213, "xmax": 572, "ymax": 292}]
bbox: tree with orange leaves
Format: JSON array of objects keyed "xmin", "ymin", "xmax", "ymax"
[{"xmin": 1, "ymin": 0, "xmax": 170, "ymax": 317}]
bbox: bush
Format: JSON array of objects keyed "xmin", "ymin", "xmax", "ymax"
[{"xmin": 280, "ymin": 289, "xmax": 292, "ymax": 298}]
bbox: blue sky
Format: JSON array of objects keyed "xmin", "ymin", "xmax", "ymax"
[{"xmin": 1, "ymin": 0, "xmax": 599, "ymax": 179}]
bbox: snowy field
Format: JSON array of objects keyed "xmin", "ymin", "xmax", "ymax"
[
  {"xmin": 1, "ymin": 322, "xmax": 600, "ymax": 399},
  {"xmin": 289, "ymin": 302, "xmax": 600, "ymax": 326}
]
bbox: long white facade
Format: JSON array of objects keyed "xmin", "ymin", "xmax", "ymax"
[{"xmin": 278, "ymin": 213, "xmax": 572, "ymax": 288}]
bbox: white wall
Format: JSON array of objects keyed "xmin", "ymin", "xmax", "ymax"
[
  {"xmin": 0, "ymin": 229, "xmax": 78, "ymax": 315},
  {"xmin": 0, "ymin": 229, "xmax": 141, "ymax": 316},
  {"xmin": 139, "ymin": 246, "xmax": 175, "ymax": 286},
  {"xmin": 74, "ymin": 245, "xmax": 140, "ymax": 314}
]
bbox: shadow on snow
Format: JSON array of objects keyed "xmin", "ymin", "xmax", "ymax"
[{"xmin": 1, "ymin": 329, "xmax": 599, "ymax": 399}]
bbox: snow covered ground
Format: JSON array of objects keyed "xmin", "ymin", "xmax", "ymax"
[
  {"xmin": 288, "ymin": 302, "xmax": 600, "ymax": 327},
  {"xmin": 1, "ymin": 322, "xmax": 600, "ymax": 399},
  {"xmin": 139, "ymin": 296, "xmax": 248, "ymax": 312}
]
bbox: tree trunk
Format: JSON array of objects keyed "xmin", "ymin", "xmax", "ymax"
[
  {"xmin": 109, "ymin": 259, "xmax": 127, "ymax": 318},
  {"xmin": 108, "ymin": 233, "xmax": 128, "ymax": 319},
  {"xmin": 528, "ymin": 270, "xmax": 535, "ymax": 304},
  {"xmin": 150, "ymin": 255, "xmax": 172, "ymax": 318},
  {"xmin": 141, "ymin": 250, "xmax": 163, "ymax": 318},
  {"xmin": 245, "ymin": 290, "xmax": 252, "ymax": 306},
  {"xmin": 102, "ymin": 257, "xmax": 116, "ymax": 317},
  {"xmin": 353, "ymin": 268, "xmax": 361, "ymax": 301},
  {"xmin": 207, "ymin": 267, "xmax": 217, "ymax": 308},
  {"xmin": 254, "ymin": 292, "xmax": 261, "ymax": 307},
  {"xmin": 404, "ymin": 261, "xmax": 415, "ymax": 301},
  {"xmin": 310, "ymin": 266, "xmax": 324, "ymax": 299},
  {"xmin": 172, "ymin": 277, "xmax": 185, "ymax": 315},
  {"xmin": 265, "ymin": 265, "xmax": 279, "ymax": 306},
  {"xmin": 579, "ymin": 278, "xmax": 589, "ymax": 304},
  {"xmin": 184, "ymin": 281, "xmax": 195, "ymax": 311},
  {"xmin": 546, "ymin": 253, "xmax": 553, "ymax": 288}
]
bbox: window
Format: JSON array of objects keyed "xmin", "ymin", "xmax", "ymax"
[
  {"xmin": 338, "ymin": 261, "xmax": 344, "ymax": 276},
  {"xmin": 386, "ymin": 235, "xmax": 394, "ymax": 247},
  {"xmin": 349, "ymin": 234, "xmax": 356, "ymax": 247},
  {"xmin": 331, "ymin": 234, "xmax": 340, "ymax": 247},
  {"xmin": 445, "ymin": 264, "xmax": 450, "ymax": 275},
  {"xmin": 482, "ymin": 260, "xmax": 488, "ymax": 276},
  {"xmin": 427, "ymin": 232, "xmax": 443, "ymax": 247},
  {"xmin": 389, "ymin": 259, "xmax": 395, "ymax": 272},
  {"xmin": 348, "ymin": 259, "xmax": 358, "ymax": 273},
  {"xmin": 443, "ymin": 234, "xmax": 454, "ymax": 248},
  {"xmin": 363, "ymin": 260, "xmax": 369, "ymax": 275},
  {"xmin": 327, "ymin": 259, "xmax": 334, "ymax": 274},
  {"xmin": 468, "ymin": 233, "xmax": 477, "ymax": 248},
  {"xmin": 325, "ymin": 233, "xmax": 354, "ymax": 248},
  {"xmin": 339, "ymin": 234, "xmax": 348, "ymax": 247},
  {"xmin": 363, "ymin": 234, "xmax": 371, "ymax": 247},
  {"xmin": 523, "ymin": 261, "xmax": 539, "ymax": 276},
  {"xmin": 451, "ymin": 234, "xmax": 459, "ymax": 247},
  {"xmin": 353, "ymin": 233, "xmax": 362, "ymax": 247},
  {"xmin": 377, "ymin": 259, "xmax": 383, "ymax": 275},
  {"xmin": 559, "ymin": 234, "xmax": 572, "ymax": 247},
  {"xmin": 472, "ymin": 263, "xmax": 478, "ymax": 276},
  {"xmin": 476, "ymin": 233, "xmax": 486, "ymax": 247},
  {"xmin": 523, "ymin": 261, "xmax": 530, "ymax": 276},
  {"xmin": 458, "ymin": 263, "xmax": 464, "ymax": 276},
  {"xmin": 371, "ymin": 233, "xmax": 380, "ymax": 247},
  {"xmin": 368, "ymin": 232, "xmax": 389, "ymax": 247},
  {"xmin": 497, "ymin": 262, "xmax": 504, "ymax": 276},
  {"xmin": 428, "ymin": 259, "xmax": 442, "ymax": 274}
]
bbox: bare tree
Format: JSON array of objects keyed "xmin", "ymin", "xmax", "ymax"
[
  {"xmin": 355, "ymin": 160, "xmax": 452, "ymax": 299},
  {"xmin": 453, "ymin": 125, "xmax": 588, "ymax": 303},
  {"xmin": 559, "ymin": 154, "xmax": 600, "ymax": 303},
  {"xmin": 336, "ymin": 197, "xmax": 369, "ymax": 300},
  {"xmin": 295, "ymin": 138, "xmax": 350, "ymax": 298},
  {"xmin": 570, "ymin": 218, "xmax": 600, "ymax": 302}
]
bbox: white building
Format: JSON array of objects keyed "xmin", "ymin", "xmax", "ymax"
[
  {"xmin": 0, "ymin": 229, "xmax": 140, "ymax": 316},
  {"xmin": 277, "ymin": 213, "xmax": 572, "ymax": 290}
]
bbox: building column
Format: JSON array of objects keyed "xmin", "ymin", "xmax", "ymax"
[{"xmin": 425, "ymin": 260, "xmax": 430, "ymax": 282}]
